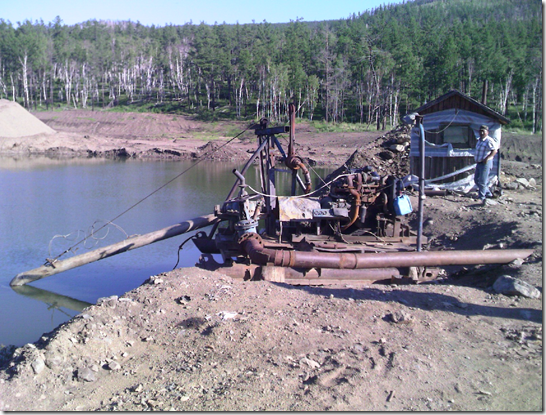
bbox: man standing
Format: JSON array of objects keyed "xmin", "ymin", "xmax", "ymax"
[{"xmin": 474, "ymin": 125, "xmax": 498, "ymax": 205}]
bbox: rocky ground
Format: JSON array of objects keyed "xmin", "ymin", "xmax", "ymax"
[{"xmin": 0, "ymin": 108, "xmax": 542, "ymax": 411}]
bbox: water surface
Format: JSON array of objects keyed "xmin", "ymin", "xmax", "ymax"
[{"xmin": 0, "ymin": 157, "xmax": 330, "ymax": 346}]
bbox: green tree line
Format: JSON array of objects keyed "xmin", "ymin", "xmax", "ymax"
[{"xmin": 0, "ymin": 0, "xmax": 541, "ymax": 132}]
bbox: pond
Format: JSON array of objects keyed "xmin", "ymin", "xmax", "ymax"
[{"xmin": 0, "ymin": 157, "xmax": 332, "ymax": 347}]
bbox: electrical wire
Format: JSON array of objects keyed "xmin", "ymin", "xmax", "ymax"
[
  {"xmin": 422, "ymin": 109, "xmax": 460, "ymax": 134},
  {"xmin": 243, "ymin": 173, "xmax": 354, "ymax": 199},
  {"xmin": 172, "ymin": 233, "xmax": 198, "ymax": 270},
  {"xmin": 307, "ymin": 163, "xmax": 328, "ymax": 187}
]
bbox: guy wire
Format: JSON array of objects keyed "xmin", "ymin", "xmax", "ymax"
[{"xmin": 50, "ymin": 124, "xmax": 253, "ymax": 263}]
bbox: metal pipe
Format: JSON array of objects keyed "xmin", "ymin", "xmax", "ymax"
[
  {"xmin": 240, "ymin": 233, "xmax": 533, "ymax": 269},
  {"xmin": 341, "ymin": 187, "xmax": 361, "ymax": 231},
  {"xmin": 196, "ymin": 260, "xmax": 400, "ymax": 284},
  {"xmin": 11, "ymin": 214, "xmax": 221, "ymax": 286},
  {"xmin": 285, "ymin": 103, "xmax": 312, "ymax": 194},
  {"xmin": 293, "ymin": 158, "xmax": 312, "ymax": 193},
  {"xmin": 288, "ymin": 102, "xmax": 296, "ymax": 158},
  {"xmin": 273, "ymin": 136, "xmax": 307, "ymax": 192},
  {"xmin": 341, "ymin": 174, "xmax": 361, "ymax": 231},
  {"xmin": 416, "ymin": 115, "xmax": 425, "ymax": 252},
  {"xmin": 233, "ymin": 169, "xmax": 246, "ymax": 187},
  {"xmin": 224, "ymin": 137, "xmax": 270, "ymax": 201},
  {"xmin": 425, "ymin": 189, "xmax": 447, "ymax": 197}
]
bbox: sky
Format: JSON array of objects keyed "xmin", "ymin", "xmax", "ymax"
[{"xmin": 0, "ymin": 0, "xmax": 406, "ymax": 27}]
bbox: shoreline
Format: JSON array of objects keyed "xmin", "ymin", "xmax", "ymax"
[{"xmin": 0, "ymin": 131, "xmax": 366, "ymax": 167}]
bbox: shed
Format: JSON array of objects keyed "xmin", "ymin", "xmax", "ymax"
[{"xmin": 406, "ymin": 90, "xmax": 510, "ymax": 193}]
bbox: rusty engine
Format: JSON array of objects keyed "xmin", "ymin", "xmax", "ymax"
[{"xmin": 192, "ymin": 103, "xmax": 428, "ymax": 284}]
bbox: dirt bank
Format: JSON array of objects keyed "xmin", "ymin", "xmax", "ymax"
[
  {"xmin": 0, "ymin": 107, "xmax": 383, "ymax": 166},
  {"xmin": 0, "ymin": 109, "xmax": 542, "ymax": 411},
  {"xmin": 0, "ymin": 107, "xmax": 541, "ymax": 168}
]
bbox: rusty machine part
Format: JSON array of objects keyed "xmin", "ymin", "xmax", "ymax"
[
  {"xmin": 193, "ymin": 105, "xmax": 534, "ymax": 285},
  {"xmin": 237, "ymin": 232, "xmax": 533, "ymax": 270},
  {"xmin": 285, "ymin": 103, "xmax": 312, "ymax": 194}
]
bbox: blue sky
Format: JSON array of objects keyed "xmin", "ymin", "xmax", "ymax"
[{"xmin": 0, "ymin": 0, "xmax": 406, "ymax": 26}]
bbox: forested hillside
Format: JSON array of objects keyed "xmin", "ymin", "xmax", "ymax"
[{"xmin": 0, "ymin": 0, "xmax": 541, "ymax": 131}]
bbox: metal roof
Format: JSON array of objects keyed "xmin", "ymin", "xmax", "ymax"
[{"xmin": 413, "ymin": 90, "xmax": 510, "ymax": 125}]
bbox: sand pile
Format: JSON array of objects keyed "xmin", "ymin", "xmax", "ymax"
[{"xmin": 0, "ymin": 99, "xmax": 55, "ymax": 138}]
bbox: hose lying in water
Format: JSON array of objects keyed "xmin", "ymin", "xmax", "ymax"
[{"xmin": 11, "ymin": 214, "xmax": 221, "ymax": 286}]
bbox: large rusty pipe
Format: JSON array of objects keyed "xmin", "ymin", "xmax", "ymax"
[
  {"xmin": 240, "ymin": 233, "xmax": 533, "ymax": 269},
  {"xmin": 207, "ymin": 263, "xmax": 400, "ymax": 282}
]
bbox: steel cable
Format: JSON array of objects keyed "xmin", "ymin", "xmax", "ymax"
[{"xmin": 49, "ymin": 124, "xmax": 253, "ymax": 264}]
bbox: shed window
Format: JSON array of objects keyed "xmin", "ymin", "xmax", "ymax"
[{"xmin": 442, "ymin": 124, "xmax": 472, "ymax": 148}]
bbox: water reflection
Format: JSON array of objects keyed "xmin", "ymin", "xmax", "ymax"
[
  {"xmin": 0, "ymin": 155, "xmax": 114, "ymax": 171},
  {"xmin": 11, "ymin": 285, "xmax": 92, "ymax": 312}
]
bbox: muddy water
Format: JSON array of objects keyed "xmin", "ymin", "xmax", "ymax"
[{"xmin": 0, "ymin": 157, "xmax": 331, "ymax": 347}]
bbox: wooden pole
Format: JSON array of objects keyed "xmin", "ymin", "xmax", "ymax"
[{"xmin": 11, "ymin": 214, "xmax": 221, "ymax": 286}]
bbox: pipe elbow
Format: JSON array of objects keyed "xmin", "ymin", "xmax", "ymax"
[
  {"xmin": 285, "ymin": 156, "xmax": 312, "ymax": 193},
  {"xmin": 341, "ymin": 188, "xmax": 361, "ymax": 231},
  {"xmin": 239, "ymin": 233, "xmax": 297, "ymax": 266},
  {"xmin": 239, "ymin": 233, "xmax": 272, "ymax": 265}
]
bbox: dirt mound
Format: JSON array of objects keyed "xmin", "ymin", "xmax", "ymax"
[
  {"xmin": 193, "ymin": 140, "xmax": 248, "ymax": 161},
  {"xmin": 351, "ymin": 124, "xmax": 411, "ymax": 177},
  {"xmin": 501, "ymin": 132, "xmax": 542, "ymax": 164},
  {"xmin": 34, "ymin": 110, "xmax": 207, "ymax": 140},
  {"xmin": 325, "ymin": 124, "xmax": 411, "ymax": 182},
  {"xmin": 0, "ymin": 100, "xmax": 56, "ymax": 138}
]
